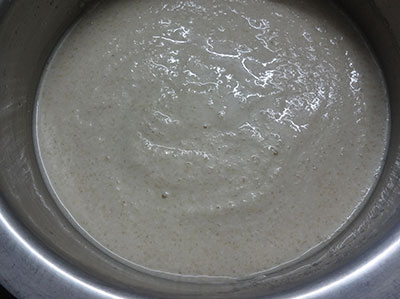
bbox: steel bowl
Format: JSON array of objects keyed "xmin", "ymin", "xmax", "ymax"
[{"xmin": 1, "ymin": 0, "xmax": 400, "ymax": 298}]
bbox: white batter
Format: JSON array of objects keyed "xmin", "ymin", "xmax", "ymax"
[{"xmin": 36, "ymin": 0, "xmax": 389, "ymax": 278}]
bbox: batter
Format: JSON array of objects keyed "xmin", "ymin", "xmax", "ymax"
[{"xmin": 35, "ymin": 0, "xmax": 389, "ymax": 278}]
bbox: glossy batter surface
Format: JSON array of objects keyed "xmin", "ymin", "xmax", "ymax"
[{"xmin": 36, "ymin": 0, "xmax": 389, "ymax": 278}]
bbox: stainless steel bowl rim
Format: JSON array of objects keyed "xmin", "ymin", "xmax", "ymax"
[{"xmin": 1, "ymin": 0, "xmax": 400, "ymax": 298}]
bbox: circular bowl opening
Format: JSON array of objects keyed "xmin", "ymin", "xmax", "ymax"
[{"xmin": 0, "ymin": 1, "xmax": 400, "ymax": 298}]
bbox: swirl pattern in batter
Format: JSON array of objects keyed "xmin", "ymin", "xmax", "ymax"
[{"xmin": 36, "ymin": 0, "xmax": 389, "ymax": 278}]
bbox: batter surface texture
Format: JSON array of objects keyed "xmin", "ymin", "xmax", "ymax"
[{"xmin": 36, "ymin": 0, "xmax": 389, "ymax": 278}]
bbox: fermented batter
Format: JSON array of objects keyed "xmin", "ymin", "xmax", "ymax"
[{"xmin": 36, "ymin": 0, "xmax": 389, "ymax": 278}]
